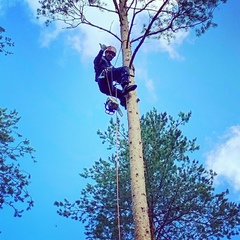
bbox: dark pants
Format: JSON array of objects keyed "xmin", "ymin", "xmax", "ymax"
[{"xmin": 97, "ymin": 66, "xmax": 129, "ymax": 99}]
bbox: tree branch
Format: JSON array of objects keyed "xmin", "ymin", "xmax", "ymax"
[
  {"xmin": 82, "ymin": 19, "xmax": 122, "ymax": 41},
  {"xmin": 129, "ymin": 0, "xmax": 169, "ymax": 68},
  {"xmin": 126, "ymin": 0, "xmax": 138, "ymax": 49},
  {"xmin": 127, "ymin": 0, "xmax": 156, "ymax": 49},
  {"xmin": 89, "ymin": 2, "xmax": 117, "ymax": 14}
]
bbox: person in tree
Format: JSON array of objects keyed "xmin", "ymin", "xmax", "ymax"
[{"xmin": 94, "ymin": 43, "xmax": 137, "ymax": 109}]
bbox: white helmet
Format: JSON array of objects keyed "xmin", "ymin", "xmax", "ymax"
[{"xmin": 105, "ymin": 46, "xmax": 117, "ymax": 56}]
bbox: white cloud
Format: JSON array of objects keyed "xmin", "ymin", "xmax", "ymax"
[
  {"xmin": 39, "ymin": 22, "xmax": 66, "ymax": 47},
  {"xmin": 65, "ymin": 5, "xmax": 121, "ymax": 59},
  {"xmin": 0, "ymin": 0, "xmax": 189, "ymax": 60},
  {"xmin": 13, "ymin": 0, "xmax": 191, "ymax": 60},
  {"xmin": 24, "ymin": 0, "xmax": 39, "ymax": 15},
  {"xmin": 24, "ymin": 1, "xmax": 121, "ymax": 57},
  {"xmin": 159, "ymin": 30, "xmax": 189, "ymax": 60},
  {"xmin": 140, "ymin": 30, "xmax": 189, "ymax": 60},
  {"xmin": 23, "ymin": 0, "xmax": 67, "ymax": 46},
  {"xmin": 0, "ymin": 0, "xmax": 19, "ymax": 16},
  {"xmin": 22, "ymin": 0, "xmax": 188, "ymax": 60},
  {"xmin": 206, "ymin": 126, "xmax": 240, "ymax": 191},
  {"xmin": 145, "ymin": 78, "xmax": 157, "ymax": 101},
  {"xmin": 67, "ymin": 34, "xmax": 82, "ymax": 54},
  {"xmin": 136, "ymin": 66, "xmax": 158, "ymax": 102}
]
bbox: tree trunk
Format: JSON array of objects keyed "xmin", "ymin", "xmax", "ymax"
[{"xmin": 119, "ymin": 1, "xmax": 151, "ymax": 239}]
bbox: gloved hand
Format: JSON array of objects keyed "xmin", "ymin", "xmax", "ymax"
[{"xmin": 99, "ymin": 43, "xmax": 107, "ymax": 51}]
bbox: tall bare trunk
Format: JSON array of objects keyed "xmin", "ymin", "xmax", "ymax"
[{"xmin": 119, "ymin": 1, "xmax": 151, "ymax": 239}]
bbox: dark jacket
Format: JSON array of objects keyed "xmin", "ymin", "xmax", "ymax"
[{"xmin": 94, "ymin": 50, "xmax": 112, "ymax": 81}]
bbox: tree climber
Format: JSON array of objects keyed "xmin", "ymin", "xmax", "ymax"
[{"xmin": 94, "ymin": 43, "xmax": 137, "ymax": 109}]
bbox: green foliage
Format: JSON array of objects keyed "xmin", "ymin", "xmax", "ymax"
[
  {"xmin": 36, "ymin": 0, "xmax": 228, "ymax": 34},
  {"xmin": 55, "ymin": 109, "xmax": 240, "ymax": 239},
  {"xmin": 134, "ymin": 0, "xmax": 227, "ymax": 42},
  {"xmin": 37, "ymin": 0, "xmax": 106, "ymax": 28},
  {"xmin": 37, "ymin": 0, "xmax": 228, "ymax": 63},
  {"xmin": 141, "ymin": 109, "xmax": 240, "ymax": 239},
  {"xmin": 55, "ymin": 156, "xmax": 134, "ymax": 239},
  {"xmin": 0, "ymin": 27, "xmax": 14, "ymax": 56},
  {"xmin": 55, "ymin": 117, "xmax": 133, "ymax": 239},
  {"xmin": 0, "ymin": 108, "xmax": 35, "ymax": 218}
]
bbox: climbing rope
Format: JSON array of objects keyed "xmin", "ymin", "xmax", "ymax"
[
  {"xmin": 105, "ymin": 47, "xmax": 123, "ymax": 238},
  {"xmin": 115, "ymin": 115, "xmax": 121, "ymax": 240}
]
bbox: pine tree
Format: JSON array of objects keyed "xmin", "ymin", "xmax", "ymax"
[
  {"xmin": 38, "ymin": 1, "xmax": 228, "ymax": 238},
  {"xmin": 55, "ymin": 109, "xmax": 240, "ymax": 239},
  {"xmin": 0, "ymin": 108, "xmax": 35, "ymax": 218},
  {"xmin": 0, "ymin": 27, "xmax": 14, "ymax": 56}
]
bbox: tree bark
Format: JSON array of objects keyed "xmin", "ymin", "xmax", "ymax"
[{"xmin": 119, "ymin": 1, "xmax": 151, "ymax": 239}]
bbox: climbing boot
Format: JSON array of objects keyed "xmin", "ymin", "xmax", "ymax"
[{"xmin": 122, "ymin": 84, "xmax": 137, "ymax": 96}]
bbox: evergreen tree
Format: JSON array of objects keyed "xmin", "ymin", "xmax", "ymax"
[
  {"xmin": 38, "ymin": 1, "xmax": 228, "ymax": 238},
  {"xmin": 0, "ymin": 108, "xmax": 35, "ymax": 218},
  {"xmin": 0, "ymin": 27, "xmax": 14, "ymax": 56},
  {"xmin": 55, "ymin": 109, "xmax": 240, "ymax": 240}
]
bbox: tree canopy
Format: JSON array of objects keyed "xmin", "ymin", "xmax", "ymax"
[
  {"xmin": 55, "ymin": 109, "xmax": 240, "ymax": 240},
  {"xmin": 0, "ymin": 108, "xmax": 35, "ymax": 218},
  {"xmin": 0, "ymin": 27, "xmax": 14, "ymax": 56},
  {"xmin": 37, "ymin": 0, "xmax": 227, "ymax": 66}
]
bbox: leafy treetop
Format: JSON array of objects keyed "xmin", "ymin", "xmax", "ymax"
[
  {"xmin": 37, "ymin": 0, "xmax": 228, "ymax": 66},
  {"xmin": 0, "ymin": 27, "xmax": 14, "ymax": 56},
  {"xmin": 0, "ymin": 108, "xmax": 35, "ymax": 218},
  {"xmin": 54, "ymin": 109, "xmax": 240, "ymax": 240}
]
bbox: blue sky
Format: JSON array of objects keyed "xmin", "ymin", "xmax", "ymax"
[{"xmin": 1, "ymin": 0, "xmax": 240, "ymax": 239}]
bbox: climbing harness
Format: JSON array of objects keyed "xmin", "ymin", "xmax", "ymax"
[{"xmin": 98, "ymin": 45, "xmax": 124, "ymax": 117}]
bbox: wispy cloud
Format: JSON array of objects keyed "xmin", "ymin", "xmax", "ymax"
[
  {"xmin": 206, "ymin": 125, "xmax": 240, "ymax": 191},
  {"xmin": 140, "ymin": 30, "xmax": 188, "ymax": 61},
  {"xmin": 1, "ymin": 0, "xmax": 191, "ymax": 61},
  {"xmin": 22, "ymin": 1, "xmax": 188, "ymax": 60},
  {"xmin": 131, "ymin": 0, "xmax": 189, "ymax": 60},
  {"xmin": 24, "ymin": 0, "xmax": 39, "ymax": 16},
  {"xmin": 0, "ymin": 0, "xmax": 19, "ymax": 16},
  {"xmin": 23, "ymin": 0, "xmax": 67, "ymax": 47},
  {"xmin": 159, "ymin": 30, "xmax": 189, "ymax": 60},
  {"xmin": 24, "ymin": 0, "xmax": 120, "ymax": 57},
  {"xmin": 136, "ymin": 66, "xmax": 158, "ymax": 102},
  {"xmin": 39, "ymin": 22, "xmax": 66, "ymax": 47}
]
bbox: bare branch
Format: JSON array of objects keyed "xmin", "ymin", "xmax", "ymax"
[
  {"xmin": 127, "ymin": 0, "xmax": 155, "ymax": 49},
  {"xmin": 38, "ymin": 0, "xmax": 121, "ymax": 41},
  {"xmin": 126, "ymin": 0, "xmax": 135, "ymax": 12},
  {"xmin": 126, "ymin": 0, "xmax": 138, "ymax": 49},
  {"xmin": 82, "ymin": 18, "xmax": 121, "ymax": 41},
  {"xmin": 88, "ymin": 2, "xmax": 117, "ymax": 13},
  {"xmin": 129, "ymin": 0, "xmax": 169, "ymax": 68},
  {"xmin": 113, "ymin": 0, "xmax": 120, "ymax": 16}
]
